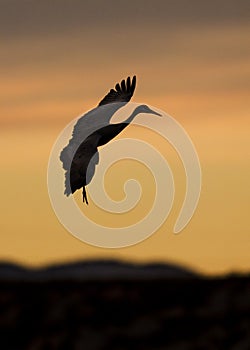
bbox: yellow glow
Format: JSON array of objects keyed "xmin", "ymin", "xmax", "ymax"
[{"xmin": 1, "ymin": 16, "xmax": 249, "ymax": 275}]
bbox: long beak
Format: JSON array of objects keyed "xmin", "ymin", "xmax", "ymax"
[{"xmin": 148, "ymin": 107, "xmax": 162, "ymax": 117}]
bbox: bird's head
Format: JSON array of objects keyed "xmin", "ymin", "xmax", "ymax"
[{"xmin": 133, "ymin": 104, "xmax": 161, "ymax": 117}]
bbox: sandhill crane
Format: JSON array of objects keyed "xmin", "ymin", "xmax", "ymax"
[{"xmin": 60, "ymin": 76, "xmax": 161, "ymax": 204}]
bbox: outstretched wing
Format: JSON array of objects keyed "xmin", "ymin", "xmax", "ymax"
[
  {"xmin": 68, "ymin": 76, "xmax": 137, "ymax": 146},
  {"xmin": 61, "ymin": 75, "xmax": 137, "ymax": 196},
  {"xmin": 98, "ymin": 76, "xmax": 136, "ymax": 106}
]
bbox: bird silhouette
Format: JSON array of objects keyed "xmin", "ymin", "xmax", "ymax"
[{"xmin": 60, "ymin": 76, "xmax": 161, "ymax": 204}]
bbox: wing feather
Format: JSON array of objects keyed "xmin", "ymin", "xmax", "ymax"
[
  {"xmin": 63, "ymin": 133, "xmax": 101, "ymax": 195},
  {"xmin": 98, "ymin": 75, "xmax": 136, "ymax": 106}
]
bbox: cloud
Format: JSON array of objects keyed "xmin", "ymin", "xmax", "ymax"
[
  {"xmin": 1, "ymin": 0, "xmax": 249, "ymax": 40},
  {"xmin": 1, "ymin": 0, "xmax": 249, "ymax": 127}
]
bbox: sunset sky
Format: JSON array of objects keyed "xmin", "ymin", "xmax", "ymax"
[{"xmin": 1, "ymin": 0, "xmax": 249, "ymax": 274}]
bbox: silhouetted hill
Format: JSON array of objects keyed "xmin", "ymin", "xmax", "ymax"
[
  {"xmin": 0, "ymin": 260, "xmax": 197, "ymax": 281},
  {"xmin": 0, "ymin": 260, "xmax": 249, "ymax": 350}
]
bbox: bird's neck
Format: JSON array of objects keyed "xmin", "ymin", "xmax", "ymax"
[{"xmin": 124, "ymin": 110, "xmax": 137, "ymax": 125}]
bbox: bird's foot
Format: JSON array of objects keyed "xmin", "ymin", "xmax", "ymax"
[{"xmin": 83, "ymin": 187, "xmax": 89, "ymax": 205}]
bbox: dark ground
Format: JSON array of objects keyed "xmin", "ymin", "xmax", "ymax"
[{"xmin": 0, "ymin": 262, "xmax": 249, "ymax": 350}]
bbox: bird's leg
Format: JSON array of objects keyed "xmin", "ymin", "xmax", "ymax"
[{"xmin": 82, "ymin": 186, "xmax": 89, "ymax": 205}]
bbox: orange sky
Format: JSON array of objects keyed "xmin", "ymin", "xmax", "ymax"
[{"xmin": 1, "ymin": 0, "xmax": 249, "ymax": 274}]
